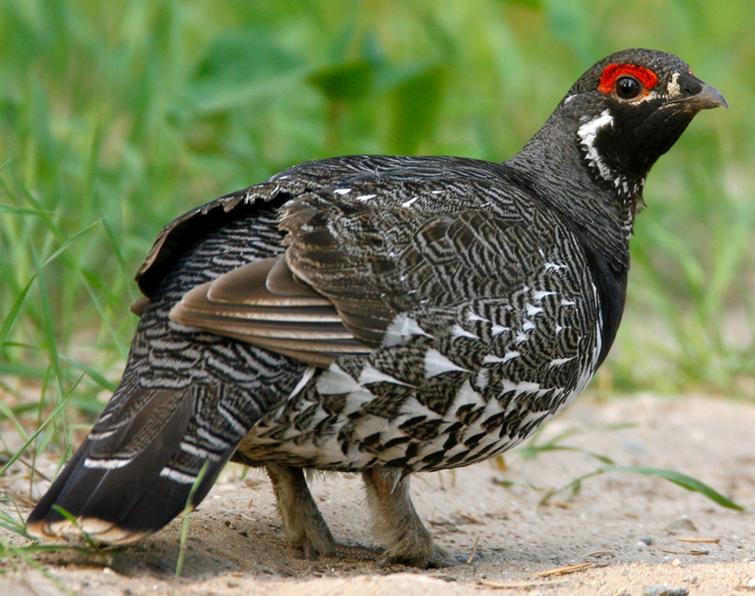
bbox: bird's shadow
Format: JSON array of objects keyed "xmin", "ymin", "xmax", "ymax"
[{"xmin": 49, "ymin": 514, "xmax": 387, "ymax": 581}]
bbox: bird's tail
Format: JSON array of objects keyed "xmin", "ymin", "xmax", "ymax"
[
  {"xmin": 26, "ymin": 381, "xmax": 247, "ymax": 544},
  {"xmin": 26, "ymin": 211, "xmax": 304, "ymax": 544}
]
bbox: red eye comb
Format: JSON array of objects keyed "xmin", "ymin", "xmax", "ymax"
[{"xmin": 598, "ymin": 63, "xmax": 659, "ymax": 95}]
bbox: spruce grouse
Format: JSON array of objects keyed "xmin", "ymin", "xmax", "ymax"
[{"xmin": 27, "ymin": 48, "xmax": 726, "ymax": 567}]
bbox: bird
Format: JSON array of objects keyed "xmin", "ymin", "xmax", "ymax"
[{"xmin": 27, "ymin": 48, "xmax": 726, "ymax": 567}]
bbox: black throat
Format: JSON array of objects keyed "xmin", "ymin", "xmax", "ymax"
[{"xmin": 576, "ymin": 238, "xmax": 628, "ymax": 365}]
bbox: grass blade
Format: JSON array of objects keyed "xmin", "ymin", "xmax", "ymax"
[
  {"xmin": 606, "ymin": 465, "xmax": 744, "ymax": 511},
  {"xmin": 0, "ymin": 373, "xmax": 82, "ymax": 476},
  {"xmin": 174, "ymin": 459, "xmax": 210, "ymax": 580}
]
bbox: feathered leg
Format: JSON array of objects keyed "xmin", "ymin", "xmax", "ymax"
[
  {"xmin": 265, "ymin": 463, "xmax": 336, "ymax": 558},
  {"xmin": 362, "ymin": 468, "xmax": 453, "ymax": 568}
]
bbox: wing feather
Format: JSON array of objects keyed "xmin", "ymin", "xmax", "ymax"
[{"xmin": 170, "ymin": 257, "xmax": 373, "ymax": 367}]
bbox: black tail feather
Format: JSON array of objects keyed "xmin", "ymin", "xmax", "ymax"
[
  {"xmin": 113, "ymin": 458, "xmax": 221, "ymax": 536},
  {"xmin": 26, "ymin": 387, "xmax": 233, "ymax": 544}
]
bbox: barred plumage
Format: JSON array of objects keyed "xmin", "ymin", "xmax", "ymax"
[{"xmin": 27, "ymin": 48, "xmax": 726, "ymax": 566}]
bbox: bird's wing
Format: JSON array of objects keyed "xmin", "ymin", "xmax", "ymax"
[
  {"xmin": 168, "ymin": 255, "xmax": 372, "ymax": 367},
  {"xmin": 169, "ymin": 174, "xmax": 556, "ymax": 367}
]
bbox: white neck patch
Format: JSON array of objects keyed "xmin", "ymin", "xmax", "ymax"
[
  {"xmin": 577, "ymin": 109, "xmax": 615, "ymax": 182},
  {"xmin": 666, "ymin": 72, "xmax": 681, "ymax": 98}
]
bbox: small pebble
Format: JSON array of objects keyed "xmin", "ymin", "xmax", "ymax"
[
  {"xmin": 743, "ymin": 577, "xmax": 755, "ymax": 588},
  {"xmin": 682, "ymin": 576, "xmax": 698, "ymax": 585},
  {"xmin": 664, "ymin": 516, "xmax": 697, "ymax": 535},
  {"xmin": 671, "ymin": 558, "xmax": 681, "ymax": 567},
  {"xmin": 642, "ymin": 585, "xmax": 689, "ymax": 596},
  {"xmin": 639, "ymin": 536, "xmax": 654, "ymax": 546}
]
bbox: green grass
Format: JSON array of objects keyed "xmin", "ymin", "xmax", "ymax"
[
  {"xmin": 0, "ymin": 0, "xmax": 753, "ymax": 562},
  {"xmin": 513, "ymin": 426, "xmax": 744, "ymax": 511}
]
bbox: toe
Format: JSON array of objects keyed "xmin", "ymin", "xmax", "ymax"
[
  {"xmin": 380, "ymin": 544, "xmax": 456, "ymax": 569},
  {"xmin": 333, "ymin": 543, "xmax": 381, "ymax": 562}
]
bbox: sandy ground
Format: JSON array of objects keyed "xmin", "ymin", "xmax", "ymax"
[{"xmin": 1, "ymin": 394, "xmax": 754, "ymax": 595}]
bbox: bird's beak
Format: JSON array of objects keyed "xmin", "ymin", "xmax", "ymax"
[
  {"xmin": 668, "ymin": 82, "xmax": 729, "ymax": 111},
  {"xmin": 683, "ymin": 84, "xmax": 728, "ymax": 110}
]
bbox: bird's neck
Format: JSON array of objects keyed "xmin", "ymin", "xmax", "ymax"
[{"xmin": 504, "ymin": 115, "xmax": 646, "ymax": 273}]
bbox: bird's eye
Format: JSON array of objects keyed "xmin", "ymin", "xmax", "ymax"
[{"xmin": 616, "ymin": 75, "xmax": 641, "ymax": 99}]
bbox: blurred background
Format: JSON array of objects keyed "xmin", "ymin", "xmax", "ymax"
[{"xmin": 0, "ymin": 0, "xmax": 753, "ymax": 445}]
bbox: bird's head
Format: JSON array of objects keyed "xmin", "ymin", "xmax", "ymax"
[
  {"xmin": 507, "ymin": 48, "xmax": 727, "ymax": 268},
  {"xmin": 559, "ymin": 48, "xmax": 727, "ymax": 197}
]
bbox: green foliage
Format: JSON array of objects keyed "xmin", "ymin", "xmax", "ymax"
[
  {"xmin": 537, "ymin": 464, "xmax": 744, "ymax": 511},
  {"xmin": 0, "ymin": 0, "xmax": 752, "ymax": 458},
  {"xmin": 0, "ymin": 496, "xmax": 99, "ymax": 575},
  {"xmin": 509, "ymin": 425, "xmax": 744, "ymax": 511}
]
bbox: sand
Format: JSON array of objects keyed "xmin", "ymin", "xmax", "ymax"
[{"xmin": 1, "ymin": 394, "xmax": 753, "ymax": 595}]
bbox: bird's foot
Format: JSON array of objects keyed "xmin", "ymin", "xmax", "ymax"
[
  {"xmin": 291, "ymin": 530, "xmax": 336, "ymax": 560},
  {"xmin": 294, "ymin": 538, "xmax": 380, "ymax": 562},
  {"xmin": 295, "ymin": 537, "xmax": 452, "ymax": 568},
  {"xmin": 379, "ymin": 540, "xmax": 457, "ymax": 569},
  {"xmin": 334, "ymin": 543, "xmax": 382, "ymax": 562}
]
